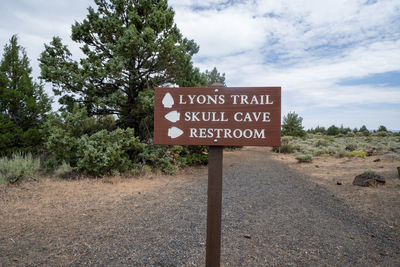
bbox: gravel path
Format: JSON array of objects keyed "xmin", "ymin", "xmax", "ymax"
[{"xmin": 1, "ymin": 147, "xmax": 399, "ymax": 266}]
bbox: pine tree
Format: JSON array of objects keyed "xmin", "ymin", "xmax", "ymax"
[
  {"xmin": 281, "ymin": 112, "xmax": 306, "ymax": 137},
  {"xmin": 0, "ymin": 35, "xmax": 51, "ymax": 156},
  {"xmin": 202, "ymin": 67, "xmax": 226, "ymax": 86},
  {"xmin": 39, "ymin": 0, "xmax": 219, "ymax": 140}
]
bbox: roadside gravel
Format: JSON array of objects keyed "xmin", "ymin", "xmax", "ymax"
[{"xmin": 0, "ymin": 147, "xmax": 399, "ymax": 266}]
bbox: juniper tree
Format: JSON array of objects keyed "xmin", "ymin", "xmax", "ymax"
[
  {"xmin": 281, "ymin": 112, "xmax": 306, "ymax": 137},
  {"xmin": 0, "ymin": 35, "xmax": 50, "ymax": 155},
  {"xmin": 39, "ymin": 0, "xmax": 220, "ymax": 140}
]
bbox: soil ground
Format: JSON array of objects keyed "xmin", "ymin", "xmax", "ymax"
[
  {"xmin": 0, "ymin": 147, "xmax": 399, "ymax": 266},
  {"xmin": 270, "ymin": 151, "xmax": 400, "ymax": 228}
]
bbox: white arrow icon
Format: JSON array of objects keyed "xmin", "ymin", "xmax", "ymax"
[
  {"xmin": 164, "ymin": 110, "xmax": 180, "ymax": 123},
  {"xmin": 162, "ymin": 92, "xmax": 174, "ymax": 108},
  {"xmin": 168, "ymin": 127, "xmax": 183, "ymax": 139}
]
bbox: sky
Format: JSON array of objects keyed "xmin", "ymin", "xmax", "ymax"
[{"xmin": 0, "ymin": 0, "xmax": 399, "ymax": 130}]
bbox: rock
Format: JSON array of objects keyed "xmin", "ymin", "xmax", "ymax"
[
  {"xmin": 353, "ymin": 173, "xmax": 386, "ymax": 187},
  {"xmin": 373, "ymin": 158, "xmax": 380, "ymax": 162},
  {"xmin": 380, "ymin": 153, "xmax": 400, "ymax": 162},
  {"xmin": 336, "ymin": 182, "xmax": 342, "ymax": 185},
  {"xmin": 397, "ymin": 167, "xmax": 400, "ymax": 178}
]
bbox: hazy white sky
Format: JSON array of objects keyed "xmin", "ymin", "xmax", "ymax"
[{"xmin": 1, "ymin": 0, "xmax": 399, "ymax": 130}]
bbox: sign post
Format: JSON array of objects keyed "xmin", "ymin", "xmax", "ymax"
[
  {"xmin": 154, "ymin": 84, "xmax": 281, "ymax": 266},
  {"xmin": 206, "ymin": 145, "xmax": 223, "ymax": 266}
]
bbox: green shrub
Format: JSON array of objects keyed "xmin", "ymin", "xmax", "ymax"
[
  {"xmin": 43, "ymin": 106, "xmax": 119, "ymax": 167},
  {"xmin": 139, "ymin": 145, "xmax": 184, "ymax": 174},
  {"xmin": 315, "ymin": 139, "xmax": 329, "ymax": 147},
  {"xmin": 77, "ymin": 128, "xmax": 144, "ymax": 176},
  {"xmin": 327, "ymin": 125, "xmax": 340, "ymax": 136},
  {"xmin": 364, "ymin": 168, "xmax": 376, "ymax": 174},
  {"xmin": 281, "ymin": 144, "xmax": 295, "ymax": 153},
  {"xmin": 180, "ymin": 145, "xmax": 209, "ymax": 166},
  {"xmin": 0, "ymin": 153, "xmax": 41, "ymax": 184},
  {"xmin": 349, "ymin": 150, "xmax": 367, "ymax": 158},
  {"xmin": 295, "ymin": 154, "xmax": 313, "ymax": 163}
]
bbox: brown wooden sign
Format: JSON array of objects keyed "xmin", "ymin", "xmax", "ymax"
[{"xmin": 154, "ymin": 86, "xmax": 281, "ymax": 146}]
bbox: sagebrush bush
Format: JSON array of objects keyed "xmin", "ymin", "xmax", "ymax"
[
  {"xmin": 272, "ymin": 144, "xmax": 294, "ymax": 153},
  {"xmin": 295, "ymin": 154, "xmax": 313, "ymax": 163},
  {"xmin": 0, "ymin": 153, "xmax": 41, "ymax": 184},
  {"xmin": 335, "ymin": 149, "xmax": 348, "ymax": 158}
]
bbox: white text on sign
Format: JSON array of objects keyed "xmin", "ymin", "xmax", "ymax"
[{"xmin": 179, "ymin": 94, "xmax": 274, "ymax": 105}]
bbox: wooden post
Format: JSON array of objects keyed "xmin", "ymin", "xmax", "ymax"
[
  {"xmin": 206, "ymin": 146, "xmax": 223, "ymax": 267},
  {"xmin": 206, "ymin": 82, "xmax": 224, "ymax": 267}
]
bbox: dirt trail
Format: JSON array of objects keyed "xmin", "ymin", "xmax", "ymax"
[{"xmin": 0, "ymin": 147, "xmax": 399, "ymax": 266}]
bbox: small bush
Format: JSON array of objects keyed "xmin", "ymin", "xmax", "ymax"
[
  {"xmin": 364, "ymin": 168, "xmax": 376, "ymax": 174},
  {"xmin": 272, "ymin": 144, "xmax": 294, "ymax": 153},
  {"xmin": 335, "ymin": 149, "xmax": 348, "ymax": 158},
  {"xmin": 0, "ymin": 153, "xmax": 41, "ymax": 184},
  {"xmin": 54, "ymin": 161, "xmax": 75, "ymax": 178},
  {"xmin": 316, "ymin": 139, "xmax": 329, "ymax": 147},
  {"xmin": 349, "ymin": 150, "xmax": 367, "ymax": 158},
  {"xmin": 295, "ymin": 154, "xmax": 313, "ymax": 163}
]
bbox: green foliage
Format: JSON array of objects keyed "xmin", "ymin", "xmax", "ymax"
[
  {"xmin": 273, "ymin": 133, "xmax": 399, "ymax": 159},
  {"xmin": 181, "ymin": 146, "xmax": 209, "ymax": 165},
  {"xmin": 364, "ymin": 168, "xmax": 376, "ymax": 174},
  {"xmin": 282, "ymin": 112, "xmax": 306, "ymax": 137},
  {"xmin": 378, "ymin": 125, "xmax": 387, "ymax": 132},
  {"xmin": 201, "ymin": 67, "xmax": 226, "ymax": 86},
  {"xmin": 77, "ymin": 128, "xmax": 143, "ymax": 176},
  {"xmin": 44, "ymin": 106, "xmax": 207, "ymax": 176},
  {"xmin": 272, "ymin": 144, "xmax": 294, "ymax": 153},
  {"xmin": 359, "ymin": 125, "xmax": 369, "ymax": 136},
  {"xmin": 54, "ymin": 161, "xmax": 75, "ymax": 178},
  {"xmin": 39, "ymin": 0, "xmax": 223, "ymax": 140},
  {"xmin": 0, "ymin": 35, "xmax": 51, "ymax": 156},
  {"xmin": 139, "ymin": 145, "xmax": 178, "ymax": 174},
  {"xmin": 311, "ymin": 125, "xmax": 326, "ymax": 134},
  {"xmin": 0, "ymin": 153, "xmax": 40, "ymax": 184},
  {"xmin": 349, "ymin": 150, "xmax": 367, "ymax": 158},
  {"xmin": 327, "ymin": 125, "xmax": 340, "ymax": 136},
  {"xmin": 45, "ymin": 106, "xmax": 146, "ymax": 176},
  {"xmin": 315, "ymin": 138, "xmax": 329, "ymax": 147},
  {"xmin": 44, "ymin": 105, "xmax": 118, "ymax": 167},
  {"xmin": 295, "ymin": 154, "xmax": 313, "ymax": 163}
]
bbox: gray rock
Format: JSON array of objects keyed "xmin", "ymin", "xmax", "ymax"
[{"xmin": 353, "ymin": 173, "xmax": 386, "ymax": 187}]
